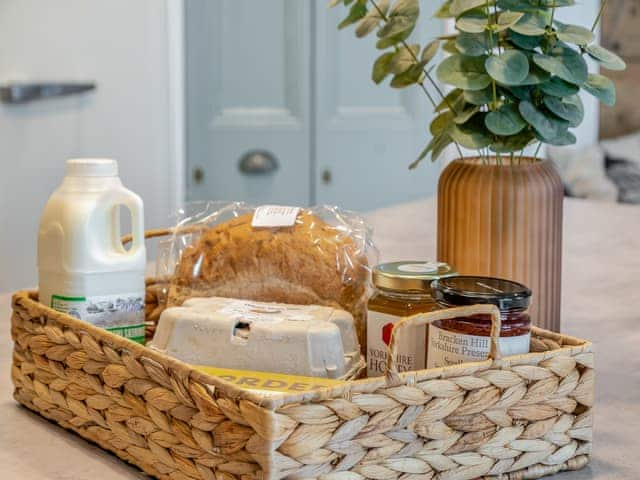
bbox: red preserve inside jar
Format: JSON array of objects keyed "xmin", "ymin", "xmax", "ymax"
[{"xmin": 427, "ymin": 276, "xmax": 532, "ymax": 368}]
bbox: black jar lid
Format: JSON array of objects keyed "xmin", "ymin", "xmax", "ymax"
[{"xmin": 432, "ymin": 276, "xmax": 531, "ymax": 311}]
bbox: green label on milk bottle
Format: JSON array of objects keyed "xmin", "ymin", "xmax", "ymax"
[{"xmin": 51, "ymin": 293, "xmax": 145, "ymax": 344}]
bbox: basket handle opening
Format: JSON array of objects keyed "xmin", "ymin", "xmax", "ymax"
[{"xmin": 384, "ymin": 304, "xmax": 502, "ymax": 384}]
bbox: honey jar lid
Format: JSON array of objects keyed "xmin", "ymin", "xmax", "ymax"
[
  {"xmin": 372, "ymin": 261, "xmax": 457, "ymax": 292},
  {"xmin": 432, "ymin": 276, "xmax": 532, "ymax": 310}
]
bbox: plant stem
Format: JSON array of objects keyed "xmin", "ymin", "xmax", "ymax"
[
  {"xmin": 550, "ymin": 0, "xmax": 557, "ymax": 28},
  {"xmin": 591, "ymin": 0, "xmax": 608, "ymax": 32},
  {"xmin": 534, "ymin": 141, "xmax": 543, "ymax": 159},
  {"xmin": 369, "ymin": 0, "xmax": 464, "ymax": 158},
  {"xmin": 485, "ymin": 0, "xmax": 498, "ymax": 112},
  {"xmin": 417, "ymin": 81, "xmax": 437, "ymax": 109}
]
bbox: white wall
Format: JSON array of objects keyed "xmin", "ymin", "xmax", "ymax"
[{"xmin": 0, "ymin": 1, "xmax": 175, "ymax": 290}]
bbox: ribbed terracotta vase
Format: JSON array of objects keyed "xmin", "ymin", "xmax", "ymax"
[{"xmin": 437, "ymin": 157, "xmax": 563, "ymax": 332}]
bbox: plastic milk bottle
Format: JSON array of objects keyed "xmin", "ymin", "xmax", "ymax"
[{"xmin": 38, "ymin": 159, "xmax": 146, "ymax": 344}]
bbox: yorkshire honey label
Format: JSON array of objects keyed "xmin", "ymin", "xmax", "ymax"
[
  {"xmin": 195, "ymin": 366, "xmax": 344, "ymax": 394},
  {"xmin": 367, "ymin": 311, "xmax": 426, "ymax": 377}
]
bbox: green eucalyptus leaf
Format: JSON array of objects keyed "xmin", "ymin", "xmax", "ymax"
[
  {"xmin": 495, "ymin": 11, "xmax": 525, "ymax": 32},
  {"xmin": 486, "ymin": 50, "xmax": 530, "ymax": 85},
  {"xmin": 539, "ymin": 77, "xmax": 579, "ymax": 96},
  {"xmin": 389, "ymin": 44, "xmax": 420, "ymax": 74},
  {"xmin": 421, "ymin": 40, "xmax": 441, "ymax": 64},
  {"xmin": 435, "ymin": 88, "xmax": 464, "ymax": 112},
  {"xmin": 411, "ymin": 136, "xmax": 437, "ymax": 167},
  {"xmin": 376, "ymin": 28, "xmax": 414, "ymax": 49},
  {"xmin": 554, "ymin": 21, "xmax": 594, "ymax": 45},
  {"xmin": 442, "ymin": 38, "xmax": 460, "ymax": 54},
  {"xmin": 437, "ymin": 54, "xmax": 491, "ymax": 90},
  {"xmin": 533, "ymin": 46, "xmax": 588, "ymax": 85},
  {"xmin": 450, "ymin": 113, "xmax": 493, "ymax": 149},
  {"xmin": 464, "ymin": 6, "xmax": 492, "ymax": 16},
  {"xmin": 430, "ymin": 133, "xmax": 453, "ymax": 162},
  {"xmin": 498, "ymin": 0, "xmax": 574, "ymax": 11},
  {"xmin": 377, "ymin": 15, "xmax": 415, "ymax": 39},
  {"xmin": 411, "ymin": 133, "xmax": 453, "ymax": 168},
  {"xmin": 490, "ymin": 130, "xmax": 535, "ymax": 153},
  {"xmin": 585, "ymin": 44, "xmax": 627, "ymax": 71},
  {"xmin": 485, "ymin": 103, "xmax": 527, "ymax": 135},
  {"xmin": 390, "ymin": 0, "xmax": 419, "ymax": 16},
  {"xmin": 431, "ymin": 110, "xmax": 455, "ymax": 135},
  {"xmin": 508, "ymin": 31, "xmax": 543, "ymax": 50},
  {"xmin": 456, "ymin": 15, "xmax": 488, "ymax": 34},
  {"xmin": 535, "ymin": 129, "xmax": 576, "ymax": 146},
  {"xmin": 456, "ymin": 32, "xmax": 489, "ymax": 57},
  {"xmin": 506, "ymin": 85, "xmax": 532, "ymax": 101},
  {"xmin": 450, "ymin": 0, "xmax": 486, "ymax": 17},
  {"xmin": 435, "ymin": 0, "xmax": 455, "ymax": 18},
  {"xmin": 510, "ymin": 12, "xmax": 547, "ymax": 36},
  {"xmin": 355, "ymin": 0, "xmax": 389, "ymax": 37},
  {"xmin": 390, "ymin": 64, "xmax": 423, "ymax": 88},
  {"xmin": 454, "ymin": 104, "xmax": 480, "ymax": 124},
  {"xmin": 464, "ymin": 86, "xmax": 494, "ymax": 105},
  {"xmin": 377, "ymin": 0, "xmax": 419, "ymax": 40},
  {"xmin": 411, "ymin": 143, "xmax": 431, "ymax": 168},
  {"xmin": 583, "ymin": 73, "xmax": 616, "ymax": 106},
  {"xmin": 372, "ymin": 51, "xmax": 395, "ymax": 84},
  {"xmin": 518, "ymin": 62, "xmax": 551, "ymax": 85},
  {"xmin": 543, "ymin": 95, "xmax": 583, "ymax": 127},
  {"xmin": 496, "ymin": 0, "xmax": 539, "ymax": 11},
  {"xmin": 338, "ymin": 1, "xmax": 368, "ymax": 29},
  {"xmin": 564, "ymin": 94, "xmax": 584, "ymax": 116},
  {"xmin": 519, "ymin": 100, "xmax": 569, "ymax": 139}
]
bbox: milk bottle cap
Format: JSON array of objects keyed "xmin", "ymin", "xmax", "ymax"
[{"xmin": 66, "ymin": 158, "xmax": 118, "ymax": 177}]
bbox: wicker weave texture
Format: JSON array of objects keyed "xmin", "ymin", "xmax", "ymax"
[{"xmin": 10, "ymin": 287, "xmax": 593, "ymax": 480}]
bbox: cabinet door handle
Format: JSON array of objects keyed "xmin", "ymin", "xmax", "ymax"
[
  {"xmin": 0, "ymin": 82, "xmax": 96, "ymax": 104},
  {"xmin": 238, "ymin": 150, "xmax": 279, "ymax": 175}
]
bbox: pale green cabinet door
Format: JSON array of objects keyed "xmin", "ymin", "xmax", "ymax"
[
  {"xmin": 314, "ymin": 2, "xmax": 443, "ymax": 210},
  {"xmin": 186, "ymin": 0, "xmax": 312, "ymax": 205},
  {"xmin": 186, "ymin": 1, "xmax": 443, "ymax": 210}
]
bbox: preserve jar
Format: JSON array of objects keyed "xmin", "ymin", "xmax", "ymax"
[
  {"xmin": 427, "ymin": 276, "xmax": 531, "ymax": 368},
  {"xmin": 367, "ymin": 261, "xmax": 457, "ymax": 376}
]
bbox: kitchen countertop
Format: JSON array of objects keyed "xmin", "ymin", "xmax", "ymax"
[{"xmin": 2, "ymin": 197, "xmax": 639, "ymax": 479}]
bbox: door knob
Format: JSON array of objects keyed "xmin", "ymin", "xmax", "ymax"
[
  {"xmin": 322, "ymin": 168, "xmax": 332, "ymax": 185},
  {"xmin": 239, "ymin": 150, "xmax": 278, "ymax": 175},
  {"xmin": 193, "ymin": 166, "xmax": 204, "ymax": 185}
]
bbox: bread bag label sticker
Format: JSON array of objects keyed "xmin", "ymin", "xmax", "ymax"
[
  {"xmin": 51, "ymin": 293, "xmax": 145, "ymax": 344},
  {"xmin": 427, "ymin": 324, "xmax": 530, "ymax": 368},
  {"xmin": 251, "ymin": 205, "xmax": 301, "ymax": 228},
  {"xmin": 367, "ymin": 311, "xmax": 426, "ymax": 377}
]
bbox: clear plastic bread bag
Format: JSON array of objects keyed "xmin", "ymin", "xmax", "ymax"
[{"xmin": 156, "ymin": 202, "xmax": 379, "ymax": 351}]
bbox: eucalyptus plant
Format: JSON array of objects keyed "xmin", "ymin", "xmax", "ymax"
[{"xmin": 331, "ymin": 0, "xmax": 625, "ymax": 167}]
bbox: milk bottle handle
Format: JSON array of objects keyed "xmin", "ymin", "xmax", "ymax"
[{"xmin": 105, "ymin": 188, "xmax": 145, "ymax": 255}]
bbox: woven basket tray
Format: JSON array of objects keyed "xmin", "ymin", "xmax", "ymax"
[{"xmin": 10, "ymin": 234, "xmax": 594, "ymax": 480}]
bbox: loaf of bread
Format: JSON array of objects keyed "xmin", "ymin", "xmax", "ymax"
[{"xmin": 167, "ymin": 210, "xmax": 370, "ymax": 350}]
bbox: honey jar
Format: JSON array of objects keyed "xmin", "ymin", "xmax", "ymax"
[
  {"xmin": 428, "ymin": 276, "xmax": 532, "ymax": 368},
  {"xmin": 367, "ymin": 261, "xmax": 457, "ymax": 376}
]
